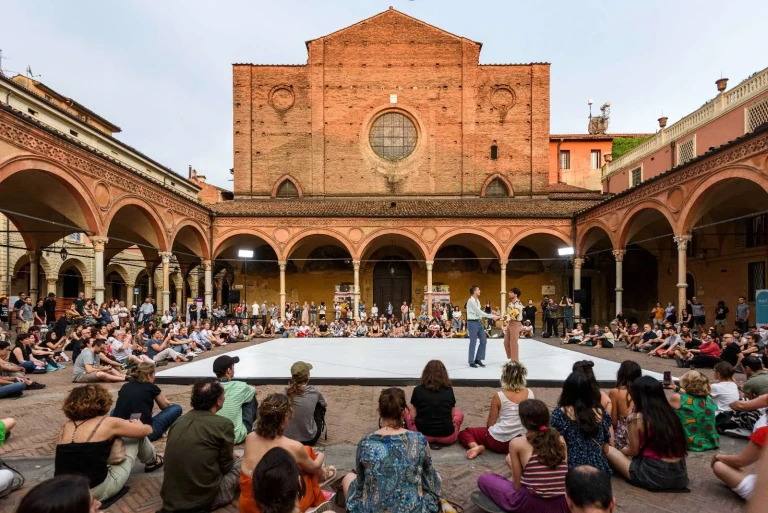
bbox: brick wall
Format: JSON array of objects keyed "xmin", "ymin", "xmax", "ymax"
[{"xmin": 233, "ymin": 9, "xmax": 549, "ymax": 198}]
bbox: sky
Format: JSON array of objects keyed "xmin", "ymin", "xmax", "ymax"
[{"xmin": 2, "ymin": 0, "xmax": 766, "ymax": 188}]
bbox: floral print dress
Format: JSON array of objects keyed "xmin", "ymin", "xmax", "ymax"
[
  {"xmin": 346, "ymin": 431, "xmax": 442, "ymax": 513},
  {"xmin": 550, "ymin": 407, "xmax": 613, "ymax": 476},
  {"xmin": 677, "ymin": 393, "xmax": 718, "ymax": 451}
]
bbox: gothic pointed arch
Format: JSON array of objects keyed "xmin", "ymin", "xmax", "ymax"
[
  {"xmin": 271, "ymin": 174, "xmax": 304, "ymax": 199},
  {"xmin": 480, "ymin": 174, "xmax": 514, "ymax": 198}
]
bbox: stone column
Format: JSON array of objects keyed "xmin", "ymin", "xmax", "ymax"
[
  {"xmin": 203, "ymin": 260, "xmax": 213, "ymax": 309},
  {"xmin": 279, "ymin": 260, "xmax": 287, "ymax": 320},
  {"xmin": 612, "ymin": 250, "xmax": 625, "ymax": 317},
  {"xmin": 46, "ymin": 278, "xmax": 57, "ymax": 296},
  {"xmin": 174, "ymin": 281, "xmax": 182, "ymax": 307},
  {"xmin": 674, "ymin": 235, "xmax": 692, "ymax": 314},
  {"xmin": 573, "ymin": 257, "xmax": 584, "ymax": 318},
  {"xmin": 91, "ymin": 236, "xmax": 108, "ymax": 305},
  {"xmin": 353, "ymin": 260, "xmax": 361, "ymax": 320},
  {"xmin": 500, "ymin": 259, "xmax": 508, "ymax": 311},
  {"xmin": 159, "ymin": 252, "xmax": 172, "ymax": 313},
  {"xmin": 27, "ymin": 251, "xmax": 39, "ymax": 303},
  {"xmin": 215, "ymin": 278, "xmax": 223, "ymax": 306},
  {"xmin": 426, "ymin": 260, "xmax": 434, "ymax": 317},
  {"xmin": 84, "ymin": 280, "xmax": 93, "ymax": 298},
  {"xmin": 147, "ymin": 271, "xmax": 154, "ymax": 299}
]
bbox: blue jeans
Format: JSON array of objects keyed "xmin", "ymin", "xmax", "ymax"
[
  {"xmin": 149, "ymin": 404, "xmax": 183, "ymax": 441},
  {"xmin": 18, "ymin": 361, "xmax": 36, "ymax": 373},
  {"xmin": 468, "ymin": 320, "xmax": 487, "ymax": 364},
  {"xmin": 242, "ymin": 397, "xmax": 258, "ymax": 435},
  {"xmin": 0, "ymin": 381, "xmax": 25, "ymax": 398}
]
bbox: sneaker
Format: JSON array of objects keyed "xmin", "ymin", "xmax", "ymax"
[
  {"xmin": 306, "ymin": 500, "xmax": 334, "ymax": 513},
  {"xmin": 26, "ymin": 381, "xmax": 46, "ymax": 390},
  {"xmin": 186, "ymin": 352, "xmax": 195, "ymax": 359},
  {"xmin": 674, "ymin": 356, "xmax": 685, "ymax": 368},
  {"xmin": 45, "ymin": 363, "xmax": 58, "ymax": 372},
  {"xmin": 723, "ymin": 428, "xmax": 752, "ymax": 439},
  {"xmin": 155, "ymin": 360, "xmax": 169, "ymax": 367},
  {"xmin": 56, "ymin": 363, "xmax": 66, "ymax": 369},
  {"xmin": 194, "ymin": 349, "xmax": 203, "ymax": 354}
]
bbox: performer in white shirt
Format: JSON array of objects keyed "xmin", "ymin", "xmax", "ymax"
[
  {"xmin": 504, "ymin": 287, "xmax": 524, "ymax": 362},
  {"xmin": 466, "ymin": 286, "xmax": 499, "ymax": 368}
]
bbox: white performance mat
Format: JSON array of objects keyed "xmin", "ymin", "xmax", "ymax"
[{"xmin": 155, "ymin": 337, "xmax": 662, "ymax": 387}]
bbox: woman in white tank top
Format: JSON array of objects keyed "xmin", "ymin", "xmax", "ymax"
[{"xmin": 458, "ymin": 361, "xmax": 534, "ymax": 459}]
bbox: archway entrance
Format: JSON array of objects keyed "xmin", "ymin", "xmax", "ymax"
[
  {"xmin": 373, "ymin": 257, "xmax": 412, "ymax": 312},
  {"xmin": 62, "ymin": 269, "xmax": 81, "ymax": 298}
]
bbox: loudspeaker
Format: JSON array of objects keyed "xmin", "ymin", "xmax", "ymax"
[
  {"xmin": 574, "ymin": 289, "xmax": 588, "ymax": 304},
  {"xmin": 228, "ymin": 290, "xmax": 241, "ymax": 304}
]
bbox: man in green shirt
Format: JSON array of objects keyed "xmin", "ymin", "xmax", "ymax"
[
  {"xmin": 743, "ymin": 357, "xmax": 768, "ymax": 397},
  {"xmin": 213, "ymin": 355, "xmax": 257, "ymax": 444},
  {"xmin": 161, "ymin": 379, "xmax": 241, "ymax": 512}
]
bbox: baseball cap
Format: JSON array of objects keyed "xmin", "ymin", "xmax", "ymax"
[
  {"xmin": 291, "ymin": 361, "xmax": 313, "ymax": 379},
  {"xmin": 213, "ymin": 355, "xmax": 240, "ymax": 376}
]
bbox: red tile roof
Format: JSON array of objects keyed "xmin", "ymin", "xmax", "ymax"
[{"xmin": 211, "ymin": 197, "xmax": 602, "ymax": 218}]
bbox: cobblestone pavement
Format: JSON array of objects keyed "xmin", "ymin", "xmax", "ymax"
[{"xmin": 0, "ymin": 336, "xmax": 751, "ymax": 513}]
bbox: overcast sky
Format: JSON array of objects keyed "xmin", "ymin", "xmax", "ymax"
[{"xmin": 2, "ymin": 0, "xmax": 766, "ymax": 188}]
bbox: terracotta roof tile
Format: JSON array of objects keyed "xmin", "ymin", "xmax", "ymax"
[{"xmin": 211, "ymin": 198, "xmax": 601, "ymax": 218}]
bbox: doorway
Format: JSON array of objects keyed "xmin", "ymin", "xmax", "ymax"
[
  {"xmin": 373, "ymin": 257, "xmax": 412, "ymax": 312},
  {"xmin": 62, "ymin": 269, "xmax": 81, "ymax": 298},
  {"xmin": 686, "ymin": 272, "xmax": 695, "ymax": 302}
]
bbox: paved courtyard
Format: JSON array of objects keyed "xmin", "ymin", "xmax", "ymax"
[{"xmin": 0, "ymin": 336, "xmax": 751, "ymax": 513}]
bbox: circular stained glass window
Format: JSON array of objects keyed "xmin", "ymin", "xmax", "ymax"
[{"xmin": 369, "ymin": 112, "xmax": 418, "ymax": 161}]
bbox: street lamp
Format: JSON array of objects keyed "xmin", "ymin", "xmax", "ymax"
[
  {"xmin": 557, "ymin": 247, "xmax": 575, "ymax": 256},
  {"xmin": 238, "ymin": 249, "xmax": 254, "ymax": 306}
]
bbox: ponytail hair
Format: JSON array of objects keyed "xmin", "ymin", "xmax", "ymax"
[
  {"xmin": 286, "ymin": 374, "xmax": 308, "ymax": 403},
  {"xmin": 520, "ymin": 399, "xmax": 565, "ymax": 468},
  {"xmin": 378, "ymin": 387, "xmax": 406, "ymax": 427}
]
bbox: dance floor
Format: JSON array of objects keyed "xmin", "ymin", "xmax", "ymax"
[{"xmin": 155, "ymin": 337, "xmax": 663, "ymax": 387}]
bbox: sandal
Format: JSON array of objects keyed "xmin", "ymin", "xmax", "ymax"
[
  {"xmin": 145, "ymin": 454, "xmax": 164, "ymax": 473},
  {"xmin": 319, "ymin": 466, "xmax": 337, "ymax": 487}
]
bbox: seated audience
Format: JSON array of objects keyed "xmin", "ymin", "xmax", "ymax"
[
  {"xmin": 145, "ymin": 329, "xmax": 187, "ymax": 364},
  {"xmin": 669, "ymin": 370, "xmax": 719, "ymax": 451},
  {"xmin": 476, "ymin": 399, "xmax": 568, "ymax": 513},
  {"xmin": 711, "ymin": 425, "xmax": 767, "ymax": 500},
  {"xmin": 112, "ymin": 363, "xmax": 182, "ymax": 441},
  {"xmin": 15, "ymin": 474, "xmax": 101, "ymax": 513},
  {"xmin": 562, "ymin": 323, "xmax": 584, "ymax": 345},
  {"xmin": 565, "ymin": 466, "xmax": 615, "ymax": 513},
  {"xmin": 676, "ymin": 334, "xmax": 722, "ymax": 368},
  {"xmin": 606, "ymin": 376, "xmax": 689, "ymax": 491},
  {"xmin": 608, "ymin": 360, "xmax": 642, "ymax": 450},
  {"xmin": 520, "ymin": 320, "xmax": 533, "ymax": 338},
  {"xmin": 160, "ymin": 379, "xmax": 241, "ymax": 512},
  {"xmin": 54, "ymin": 384, "xmax": 162, "ymax": 502},
  {"xmin": 340, "ymin": 387, "xmax": 441, "ymax": 513},
  {"xmin": 239, "ymin": 394, "xmax": 334, "ymax": 513},
  {"xmin": 109, "ymin": 330, "xmax": 153, "ymax": 367},
  {"xmin": 9, "ymin": 332, "xmax": 46, "ymax": 374},
  {"xmin": 72, "ymin": 339, "xmax": 128, "ymax": 383},
  {"xmin": 710, "ymin": 362, "xmax": 740, "ymax": 433},
  {"xmin": 284, "ymin": 361, "xmax": 327, "ymax": 446},
  {"xmin": 214, "ymin": 355, "xmax": 258, "ymax": 444},
  {"xmin": 0, "ymin": 340, "xmax": 45, "ymax": 390},
  {"xmin": 551, "ymin": 372, "xmax": 612, "ymax": 475},
  {"xmin": 572, "ymin": 360, "xmax": 612, "ymax": 413},
  {"xmin": 742, "ymin": 356, "xmax": 768, "ymax": 397},
  {"xmin": 251, "ymin": 447, "xmax": 306, "ymax": 513},
  {"xmin": 405, "ymin": 360, "xmax": 464, "ymax": 445},
  {"xmin": 459, "ymin": 360, "xmax": 533, "ymax": 459}
]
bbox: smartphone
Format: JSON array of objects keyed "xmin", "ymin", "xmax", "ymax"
[
  {"xmin": 129, "ymin": 413, "xmax": 142, "ymax": 421},
  {"xmin": 663, "ymin": 371, "xmax": 671, "ymax": 387}
]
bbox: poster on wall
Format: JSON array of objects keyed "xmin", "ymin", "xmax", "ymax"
[
  {"xmin": 334, "ymin": 283, "xmax": 354, "ymax": 305},
  {"xmin": 756, "ymin": 290, "xmax": 768, "ymax": 325},
  {"xmin": 424, "ymin": 285, "xmax": 450, "ymax": 305},
  {"xmin": 542, "ymin": 285, "xmax": 556, "ymax": 296}
]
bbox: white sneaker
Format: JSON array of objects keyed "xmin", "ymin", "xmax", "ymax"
[
  {"xmin": 194, "ymin": 349, "xmax": 203, "ymax": 354},
  {"xmin": 306, "ymin": 498, "xmax": 335, "ymax": 513},
  {"xmin": 723, "ymin": 428, "xmax": 752, "ymax": 439}
]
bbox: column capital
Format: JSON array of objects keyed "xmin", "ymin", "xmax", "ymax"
[
  {"xmin": 90, "ymin": 236, "xmax": 109, "ymax": 252},
  {"xmin": 612, "ymin": 249, "xmax": 626, "ymax": 262},
  {"xmin": 353, "ymin": 259, "xmax": 361, "ymax": 270},
  {"xmin": 676, "ymin": 282, "xmax": 689, "ymax": 289},
  {"xmin": 674, "ymin": 234, "xmax": 693, "ymax": 250},
  {"xmin": 46, "ymin": 278, "xmax": 58, "ymax": 285},
  {"xmin": 278, "ymin": 260, "xmax": 287, "ymax": 271},
  {"xmin": 26, "ymin": 250, "xmax": 40, "ymax": 263},
  {"xmin": 426, "ymin": 260, "xmax": 434, "ymax": 271},
  {"xmin": 499, "ymin": 259, "xmax": 508, "ymax": 268},
  {"xmin": 203, "ymin": 259, "xmax": 212, "ymax": 271},
  {"xmin": 159, "ymin": 251, "xmax": 173, "ymax": 263},
  {"xmin": 573, "ymin": 257, "xmax": 585, "ymax": 269}
]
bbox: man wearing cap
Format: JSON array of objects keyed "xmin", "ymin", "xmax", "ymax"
[
  {"xmin": 285, "ymin": 361, "xmax": 327, "ymax": 446},
  {"xmin": 213, "ymin": 355, "xmax": 257, "ymax": 444}
]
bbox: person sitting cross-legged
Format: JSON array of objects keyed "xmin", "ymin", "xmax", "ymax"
[
  {"xmin": 284, "ymin": 361, "xmax": 327, "ymax": 447},
  {"xmin": 476, "ymin": 399, "xmax": 569, "ymax": 513},
  {"xmin": 112, "ymin": 363, "xmax": 183, "ymax": 442},
  {"xmin": 668, "ymin": 370, "xmax": 719, "ymax": 451},
  {"xmin": 160, "ymin": 379, "xmax": 242, "ymax": 513},
  {"xmin": 145, "ymin": 328, "xmax": 187, "ymax": 364},
  {"xmin": 239, "ymin": 394, "xmax": 335, "ymax": 513},
  {"xmin": 711, "ymin": 425, "xmax": 768, "ymax": 501},
  {"xmin": 214, "ymin": 355, "xmax": 258, "ymax": 444},
  {"xmin": 72, "ymin": 338, "xmax": 128, "ymax": 384},
  {"xmin": 459, "ymin": 360, "xmax": 533, "ymax": 459},
  {"xmin": 404, "ymin": 359, "xmax": 464, "ymax": 446}
]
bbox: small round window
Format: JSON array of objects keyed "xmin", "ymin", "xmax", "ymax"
[{"xmin": 369, "ymin": 112, "xmax": 417, "ymax": 161}]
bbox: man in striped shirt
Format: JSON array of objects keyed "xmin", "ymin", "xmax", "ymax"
[{"xmin": 466, "ymin": 285, "xmax": 499, "ymax": 368}]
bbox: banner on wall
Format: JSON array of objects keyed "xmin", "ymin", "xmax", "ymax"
[
  {"xmin": 756, "ymin": 290, "xmax": 768, "ymax": 325},
  {"xmin": 424, "ymin": 285, "xmax": 450, "ymax": 305}
]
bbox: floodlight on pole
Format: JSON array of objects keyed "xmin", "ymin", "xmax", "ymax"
[
  {"xmin": 238, "ymin": 249, "xmax": 254, "ymax": 306},
  {"xmin": 558, "ymin": 247, "xmax": 575, "ymax": 256},
  {"xmin": 238, "ymin": 249, "xmax": 254, "ymax": 258}
]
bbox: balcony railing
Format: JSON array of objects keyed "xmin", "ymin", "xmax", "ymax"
[{"xmin": 603, "ymin": 66, "xmax": 768, "ymax": 180}]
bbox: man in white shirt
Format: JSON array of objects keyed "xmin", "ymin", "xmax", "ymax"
[
  {"xmin": 161, "ymin": 310, "xmax": 173, "ymax": 327},
  {"xmin": 270, "ymin": 317, "xmax": 283, "ymax": 335},
  {"xmin": 251, "ymin": 301, "xmax": 260, "ymax": 323},
  {"xmin": 371, "ymin": 303, "xmax": 379, "ymax": 318},
  {"xmin": 466, "ymin": 285, "xmax": 498, "ymax": 367}
]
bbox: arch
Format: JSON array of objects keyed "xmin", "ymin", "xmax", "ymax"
[
  {"xmin": 0, "ymin": 155, "xmax": 102, "ymax": 246},
  {"xmin": 105, "ymin": 262, "xmax": 131, "ymax": 286},
  {"xmin": 212, "ymin": 229, "xmax": 280, "ymax": 259},
  {"xmin": 617, "ymin": 202, "xmax": 676, "ymax": 248},
  {"xmin": 576, "ymin": 221, "xmax": 616, "ymax": 255},
  {"xmin": 171, "ymin": 221, "xmax": 210, "ymax": 259},
  {"xmin": 429, "ymin": 228, "xmax": 503, "ymax": 262},
  {"xmin": 283, "ymin": 230, "xmax": 356, "ymax": 261},
  {"xmin": 270, "ymin": 174, "xmax": 304, "ymax": 199},
  {"xmin": 679, "ymin": 166, "xmax": 768, "ymax": 233},
  {"xmin": 104, "ymin": 196, "xmax": 169, "ymax": 253},
  {"xmin": 59, "ymin": 257, "xmax": 90, "ymax": 280},
  {"xmin": 358, "ymin": 228, "xmax": 428, "ymax": 263},
  {"xmin": 506, "ymin": 228, "xmax": 572, "ymax": 259},
  {"xmin": 480, "ymin": 173, "xmax": 514, "ymax": 198}
]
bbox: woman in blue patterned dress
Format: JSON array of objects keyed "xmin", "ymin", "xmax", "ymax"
[{"xmin": 341, "ymin": 387, "xmax": 442, "ymax": 513}]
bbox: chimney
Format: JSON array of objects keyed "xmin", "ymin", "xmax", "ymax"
[
  {"xmin": 658, "ymin": 116, "xmax": 668, "ymax": 129},
  {"xmin": 188, "ymin": 165, "xmax": 192, "ymax": 178},
  {"xmin": 715, "ymin": 77, "xmax": 729, "ymax": 93}
]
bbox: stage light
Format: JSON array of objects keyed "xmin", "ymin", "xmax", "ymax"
[
  {"xmin": 558, "ymin": 247, "xmax": 575, "ymax": 256},
  {"xmin": 238, "ymin": 249, "xmax": 254, "ymax": 258}
]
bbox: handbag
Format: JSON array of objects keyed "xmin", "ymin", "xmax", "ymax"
[
  {"xmin": 0, "ymin": 457, "xmax": 24, "ymax": 499},
  {"xmin": 107, "ymin": 436, "xmax": 126, "ymax": 465}
]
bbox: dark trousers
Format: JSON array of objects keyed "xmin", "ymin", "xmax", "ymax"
[
  {"xmin": 689, "ymin": 355, "xmax": 721, "ymax": 368},
  {"xmin": 242, "ymin": 397, "xmax": 258, "ymax": 434},
  {"xmin": 545, "ymin": 317, "xmax": 557, "ymax": 336}
]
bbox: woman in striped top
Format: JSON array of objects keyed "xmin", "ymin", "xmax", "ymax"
[{"xmin": 477, "ymin": 399, "xmax": 569, "ymax": 513}]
